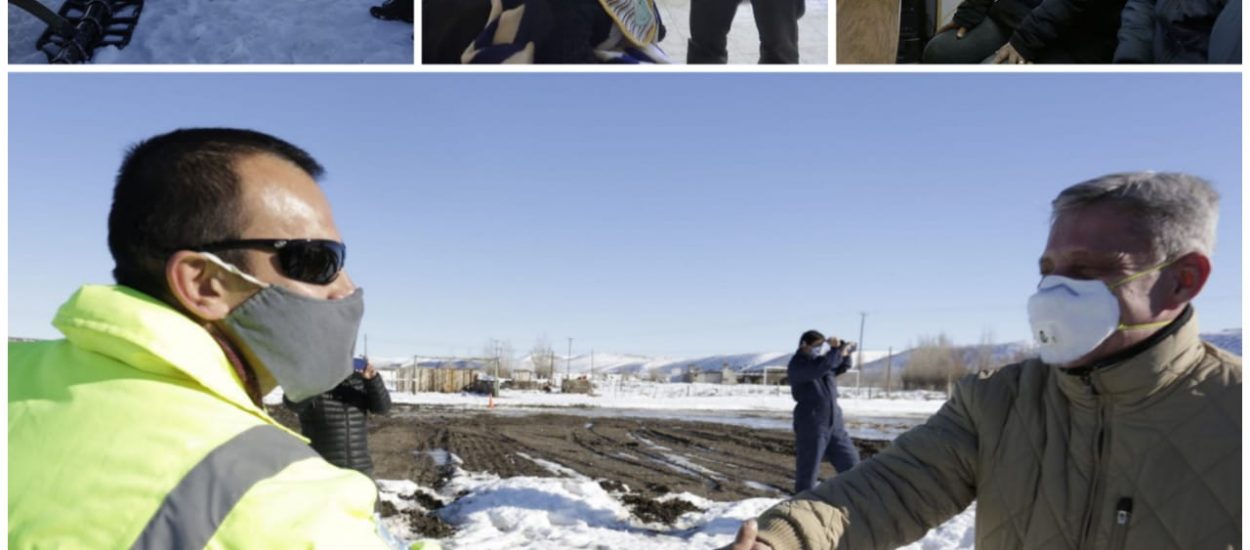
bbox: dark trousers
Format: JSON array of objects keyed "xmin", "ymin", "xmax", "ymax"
[
  {"xmin": 794, "ymin": 420, "xmax": 859, "ymax": 494},
  {"xmin": 687, "ymin": 0, "xmax": 801, "ymax": 63},
  {"xmin": 922, "ymin": 18, "xmax": 1009, "ymax": 63}
]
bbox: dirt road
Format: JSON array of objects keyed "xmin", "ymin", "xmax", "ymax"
[{"xmin": 273, "ymin": 404, "xmax": 890, "ymax": 501}]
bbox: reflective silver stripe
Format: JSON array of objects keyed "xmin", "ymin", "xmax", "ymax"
[{"xmin": 132, "ymin": 425, "xmax": 317, "ymax": 550}]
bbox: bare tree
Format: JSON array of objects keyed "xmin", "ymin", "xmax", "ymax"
[
  {"xmin": 974, "ymin": 329, "xmax": 997, "ymax": 373},
  {"xmin": 481, "ymin": 339, "xmax": 517, "ymax": 378},
  {"xmin": 530, "ymin": 336, "xmax": 555, "ymax": 380},
  {"xmin": 901, "ymin": 333, "xmax": 966, "ymax": 393}
]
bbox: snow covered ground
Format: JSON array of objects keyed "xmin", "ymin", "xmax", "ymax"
[
  {"xmin": 369, "ymin": 383, "xmax": 968, "ymax": 548},
  {"xmin": 270, "ymin": 381, "xmax": 973, "ymax": 548},
  {"xmin": 388, "ymin": 381, "xmax": 946, "ymax": 417},
  {"xmin": 9, "ymin": 0, "xmax": 413, "ymax": 63},
  {"xmin": 378, "ymin": 453, "xmax": 976, "ymax": 549}
]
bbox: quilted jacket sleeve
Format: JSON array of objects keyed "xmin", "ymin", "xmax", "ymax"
[
  {"xmin": 364, "ymin": 374, "xmax": 392, "ymax": 415},
  {"xmin": 754, "ymin": 376, "xmax": 981, "ymax": 550}
]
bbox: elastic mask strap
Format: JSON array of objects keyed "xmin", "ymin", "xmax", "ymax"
[
  {"xmin": 201, "ymin": 252, "xmax": 271, "ymax": 289},
  {"xmin": 1111, "ymin": 256, "xmax": 1182, "ymax": 332},
  {"xmin": 1109, "ymin": 256, "xmax": 1181, "ymax": 289}
]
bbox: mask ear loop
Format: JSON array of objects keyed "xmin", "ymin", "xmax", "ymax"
[
  {"xmin": 200, "ymin": 252, "xmax": 272, "ymax": 289},
  {"xmin": 1109, "ymin": 256, "xmax": 1182, "ymax": 289},
  {"xmin": 1110, "ymin": 256, "xmax": 1183, "ymax": 331}
]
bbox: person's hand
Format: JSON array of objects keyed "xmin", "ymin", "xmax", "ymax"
[
  {"xmin": 720, "ymin": 519, "xmax": 773, "ymax": 550},
  {"xmin": 842, "ymin": 341, "xmax": 857, "ymax": 356},
  {"xmin": 935, "ymin": 22, "xmax": 968, "ymax": 38},
  {"xmin": 363, "ymin": 363, "xmax": 378, "ymax": 379},
  {"xmin": 992, "ymin": 42, "xmax": 1030, "ymax": 64},
  {"xmin": 826, "ymin": 336, "xmax": 843, "ymax": 348}
]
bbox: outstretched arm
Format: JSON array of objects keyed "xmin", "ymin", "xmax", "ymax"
[{"xmin": 753, "ymin": 376, "xmax": 981, "ymax": 549}]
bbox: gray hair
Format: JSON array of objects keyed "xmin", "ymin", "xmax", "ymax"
[{"xmin": 1052, "ymin": 172, "xmax": 1220, "ymax": 259}]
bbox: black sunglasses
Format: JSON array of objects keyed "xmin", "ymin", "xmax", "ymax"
[{"xmin": 194, "ymin": 239, "xmax": 347, "ymax": 285}]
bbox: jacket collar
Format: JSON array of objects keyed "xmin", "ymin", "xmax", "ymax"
[
  {"xmin": 52, "ymin": 285, "xmax": 303, "ymax": 439},
  {"xmin": 1057, "ymin": 306, "xmax": 1205, "ymax": 403}
]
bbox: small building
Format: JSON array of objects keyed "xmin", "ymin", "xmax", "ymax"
[
  {"xmin": 393, "ymin": 363, "xmax": 479, "ymax": 393},
  {"xmin": 561, "ymin": 377, "xmax": 593, "ymax": 394},
  {"xmin": 509, "ymin": 368, "xmax": 540, "ymax": 390}
]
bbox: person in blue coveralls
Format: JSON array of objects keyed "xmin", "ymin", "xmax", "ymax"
[{"xmin": 787, "ymin": 330, "xmax": 860, "ymax": 494}]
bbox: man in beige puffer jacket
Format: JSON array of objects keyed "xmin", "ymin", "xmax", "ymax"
[{"xmin": 727, "ymin": 172, "xmax": 1241, "ymax": 550}]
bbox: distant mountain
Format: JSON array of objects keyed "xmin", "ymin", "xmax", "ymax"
[
  {"xmin": 373, "ymin": 328, "xmax": 1240, "ymax": 379},
  {"xmin": 1202, "ymin": 328, "xmax": 1241, "ymax": 356},
  {"xmin": 856, "ymin": 341, "xmax": 1036, "ymax": 376}
]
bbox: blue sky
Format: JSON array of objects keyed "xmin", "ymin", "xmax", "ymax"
[{"xmin": 8, "ymin": 73, "xmax": 1242, "ymax": 358}]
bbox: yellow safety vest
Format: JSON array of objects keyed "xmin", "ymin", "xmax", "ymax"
[{"xmin": 9, "ymin": 285, "xmax": 406, "ymax": 549}]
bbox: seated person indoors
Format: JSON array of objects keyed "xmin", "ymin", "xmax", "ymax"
[{"xmin": 924, "ymin": 0, "xmax": 1127, "ymax": 63}]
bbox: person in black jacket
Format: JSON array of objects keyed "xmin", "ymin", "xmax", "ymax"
[
  {"xmin": 924, "ymin": 0, "xmax": 1126, "ymax": 63},
  {"xmin": 787, "ymin": 330, "xmax": 858, "ymax": 494},
  {"xmin": 284, "ymin": 360, "xmax": 392, "ymax": 478},
  {"xmin": 1114, "ymin": 0, "xmax": 1240, "ymax": 63}
]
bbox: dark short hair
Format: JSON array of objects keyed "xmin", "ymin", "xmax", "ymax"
[
  {"xmin": 800, "ymin": 330, "xmax": 825, "ymax": 347},
  {"xmin": 107, "ymin": 128, "xmax": 324, "ymax": 300}
]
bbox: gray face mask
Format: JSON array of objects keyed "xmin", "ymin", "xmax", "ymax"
[{"xmin": 204, "ymin": 253, "xmax": 365, "ymax": 402}]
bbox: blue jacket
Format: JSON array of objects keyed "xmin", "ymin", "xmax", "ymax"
[{"xmin": 787, "ymin": 347, "xmax": 853, "ymax": 430}]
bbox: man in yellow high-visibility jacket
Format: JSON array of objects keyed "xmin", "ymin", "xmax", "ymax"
[{"xmin": 9, "ymin": 128, "xmax": 437, "ymax": 549}]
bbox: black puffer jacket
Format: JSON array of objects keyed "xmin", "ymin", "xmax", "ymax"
[
  {"xmin": 1008, "ymin": 0, "xmax": 1128, "ymax": 62},
  {"xmin": 284, "ymin": 373, "xmax": 391, "ymax": 477}
]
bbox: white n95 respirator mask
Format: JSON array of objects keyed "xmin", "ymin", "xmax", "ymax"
[{"xmin": 1027, "ymin": 260, "xmax": 1177, "ymax": 366}]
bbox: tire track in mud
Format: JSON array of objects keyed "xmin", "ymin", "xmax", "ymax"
[{"xmin": 271, "ymin": 405, "xmax": 891, "ymax": 500}]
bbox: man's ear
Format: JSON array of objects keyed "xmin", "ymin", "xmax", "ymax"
[
  {"xmin": 1165, "ymin": 252, "xmax": 1211, "ymax": 307},
  {"xmin": 165, "ymin": 251, "xmax": 237, "ymax": 322}
]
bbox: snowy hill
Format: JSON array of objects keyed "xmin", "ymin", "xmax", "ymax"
[
  {"xmin": 9, "ymin": 0, "xmax": 412, "ymax": 63},
  {"xmin": 377, "ymin": 328, "xmax": 1240, "ymax": 380},
  {"xmin": 1202, "ymin": 328, "xmax": 1242, "ymax": 356},
  {"xmin": 856, "ymin": 342, "xmax": 1037, "ymax": 376}
]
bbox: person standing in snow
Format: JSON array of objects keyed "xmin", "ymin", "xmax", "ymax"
[
  {"xmin": 9, "ymin": 128, "xmax": 435, "ymax": 549},
  {"xmin": 787, "ymin": 330, "xmax": 860, "ymax": 494},
  {"xmin": 725, "ymin": 172, "xmax": 1240, "ymax": 550},
  {"xmin": 687, "ymin": 0, "xmax": 804, "ymax": 63},
  {"xmin": 285, "ymin": 359, "xmax": 392, "ymax": 478}
]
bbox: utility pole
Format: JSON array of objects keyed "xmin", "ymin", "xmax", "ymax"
[
  {"xmin": 567, "ymin": 337, "xmax": 573, "ymax": 380},
  {"xmin": 885, "ymin": 346, "xmax": 893, "ymax": 398},
  {"xmin": 857, "ymin": 312, "xmax": 866, "ymax": 371},
  {"xmin": 492, "ymin": 339, "xmax": 501, "ymax": 396},
  {"xmin": 855, "ymin": 312, "xmax": 867, "ymax": 396}
]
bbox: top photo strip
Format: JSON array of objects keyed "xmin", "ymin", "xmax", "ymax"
[{"xmin": 5, "ymin": 0, "xmax": 1242, "ymax": 65}]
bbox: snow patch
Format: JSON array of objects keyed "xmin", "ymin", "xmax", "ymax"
[{"xmin": 514, "ymin": 452, "xmax": 590, "ymax": 481}]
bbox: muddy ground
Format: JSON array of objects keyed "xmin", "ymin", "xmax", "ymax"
[{"xmin": 272, "ymin": 404, "xmax": 891, "ymax": 501}]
